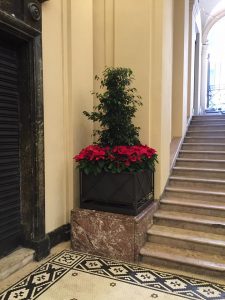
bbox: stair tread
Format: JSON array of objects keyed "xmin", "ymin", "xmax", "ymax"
[
  {"xmin": 189, "ymin": 124, "xmax": 225, "ymax": 127},
  {"xmin": 140, "ymin": 243, "xmax": 225, "ymax": 271},
  {"xmin": 182, "ymin": 142, "xmax": 225, "ymax": 145},
  {"xmin": 166, "ymin": 186, "xmax": 225, "ymax": 196},
  {"xmin": 160, "ymin": 198, "xmax": 225, "ymax": 210},
  {"xmin": 185, "ymin": 136, "xmax": 225, "ymax": 139},
  {"xmin": 188, "ymin": 130, "xmax": 225, "ymax": 133},
  {"xmin": 169, "ymin": 176, "xmax": 225, "ymax": 184},
  {"xmin": 173, "ymin": 166, "xmax": 225, "ymax": 172},
  {"xmin": 180, "ymin": 150, "xmax": 225, "ymax": 154},
  {"xmin": 154, "ymin": 210, "xmax": 225, "ymax": 225},
  {"xmin": 148, "ymin": 225, "xmax": 225, "ymax": 245},
  {"xmin": 192, "ymin": 118, "xmax": 225, "ymax": 119},
  {"xmin": 177, "ymin": 158, "xmax": 225, "ymax": 162}
]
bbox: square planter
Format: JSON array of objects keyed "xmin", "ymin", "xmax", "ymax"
[{"xmin": 80, "ymin": 170, "xmax": 154, "ymax": 216}]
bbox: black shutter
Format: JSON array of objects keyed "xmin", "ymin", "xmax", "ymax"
[{"xmin": 0, "ymin": 44, "xmax": 21, "ymax": 257}]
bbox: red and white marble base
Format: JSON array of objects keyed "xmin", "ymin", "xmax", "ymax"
[{"xmin": 71, "ymin": 202, "xmax": 158, "ymax": 262}]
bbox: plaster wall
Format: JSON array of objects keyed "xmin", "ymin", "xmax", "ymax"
[
  {"xmin": 42, "ymin": 0, "xmax": 93, "ymax": 233},
  {"xmin": 94, "ymin": 0, "xmax": 173, "ymax": 198},
  {"xmin": 42, "ymin": 0, "xmax": 175, "ymax": 233},
  {"xmin": 150, "ymin": 0, "xmax": 173, "ymax": 197},
  {"xmin": 172, "ymin": 0, "xmax": 189, "ymax": 138}
]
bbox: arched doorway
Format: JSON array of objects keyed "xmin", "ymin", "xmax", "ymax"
[
  {"xmin": 206, "ymin": 17, "xmax": 225, "ymax": 112},
  {"xmin": 200, "ymin": 1, "xmax": 225, "ymax": 114}
]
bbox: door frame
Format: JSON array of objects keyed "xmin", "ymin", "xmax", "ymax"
[{"xmin": 0, "ymin": 1, "xmax": 48, "ymax": 260}]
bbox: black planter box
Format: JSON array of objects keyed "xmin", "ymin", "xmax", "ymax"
[{"xmin": 80, "ymin": 170, "xmax": 154, "ymax": 216}]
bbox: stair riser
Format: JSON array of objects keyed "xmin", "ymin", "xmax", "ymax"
[
  {"xmin": 179, "ymin": 152, "xmax": 225, "ymax": 159},
  {"xmin": 148, "ymin": 234, "xmax": 225, "ymax": 255},
  {"xmin": 189, "ymin": 126, "xmax": 225, "ymax": 131},
  {"xmin": 154, "ymin": 217, "xmax": 225, "ymax": 235},
  {"xmin": 176, "ymin": 160, "xmax": 225, "ymax": 168},
  {"xmin": 140, "ymin": 255, "xmax": 225, "ymax": 277},
  {"xmin": 172, "ymin": 169, "xmax": 225, "ymax": 180},
  {"xmin": 187, "ymin": 131, "xmax": 225, "ymax": 137},
  {"xmin": 182, "ymin": 144, "xmax": 225, "ymax": 151},
  {"xmin": 184, "ymin": 137, "xmax": 225, "ymax": 143},
  {"xmin": 160, "ymin": 203, "xmax": 225, "ymax": 218},
  {"xmin": 169, "ymin": 179, "xmax": 225, "ymax": 192},
  {"xmin": 165, "ymin": 190, "xmax": 225, "ymax": 203}
]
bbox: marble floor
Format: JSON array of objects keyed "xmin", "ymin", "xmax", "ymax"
[{"xmin": 0, "ymin": 242, "xmax": 225, "ymax": 300}]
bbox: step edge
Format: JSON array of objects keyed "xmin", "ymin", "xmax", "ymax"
[
  {"xmin": 173, "ymin": 166, "xmax": 225, "ymax": 172},
  {"xmin": 169, "ymin": 176, "xmax": 225, "ymax": 184},
  {"xmin": 160, "ymin": 198, "xmax": 225, "ymax": 210},
  {"xmin": 140, "ymin": 244, "xmax": 225, "ymax": 271},
  {"xmin": 176, "ymin": 158, "xmax": 225, "ymax": 162},
  {"xmin": 165, "ymin": 186, "xmax": 225, "ymax": 195},
  {"xmin": 147, "ymin": 229, "xmax": 225, "ymax": 247},
  {"xmin": 154, "ymin": 211, "xmax": 225, "ymax": 225}
]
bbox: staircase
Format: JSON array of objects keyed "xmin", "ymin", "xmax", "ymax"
[{"xmin": 140, "ymin": 115, "xmax": 225, "ymax": 276}]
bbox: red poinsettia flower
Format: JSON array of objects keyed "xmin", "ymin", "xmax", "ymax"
[{"xmin": 74, "ymin": 144, "xmax": 158, "ymax": 175}]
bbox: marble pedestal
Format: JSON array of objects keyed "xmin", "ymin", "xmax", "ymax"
[{"xmin": 71, "ymin": 202, "xmax": 158, "ymax": 262}]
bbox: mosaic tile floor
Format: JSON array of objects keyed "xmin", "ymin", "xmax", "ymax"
[{"xmin": 0, "ymin": 250, "xmax": 225, "ymax": 300}]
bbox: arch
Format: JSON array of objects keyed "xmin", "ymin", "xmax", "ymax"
[{"xmin": 203, "ymin": 10, "xmax": 225, "ymax": 43}]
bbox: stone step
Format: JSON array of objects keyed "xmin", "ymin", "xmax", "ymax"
[
  {"xmin": 188, "ymin": 124, "xmax": 225, "ymax": 131},
  {"xmin": 184, "ymin": 136, "xmax": 225, "ymax": 143},
  {"xmin": 165, "ymin": 187, "xmax": 225, "ymax": 203},
  {"xmin": 160, "ymin": 198, "xmax": 225, "ymax": 217},
  {"xmin": 140, "ymin": 243, "xmax": 225, "ymax": 276},
  {"xmin": 0, "ymin": 248, "xmax": 34, "ymax": 280},
  {"xmin": 154, "ymin": 210, "xmax": 225, "ymax": 235},
  {"xmin": 172, "ymin": 166, "xmax": 225, "ymax": 180},
  {"xmin": 176, "ymin": 158, "xmax": 225, "ymax": 168},
  {"xmin": 169, "ymin": 176, "xmax": 225, "ymax": 192},
  {"xmin": 190, "ymin": 117, "xmax": 225, "ymax": 125},
  {"xmin": 191, "ymin": 119, "xmax": 225, "ymax": 124},
  {"xmin": 187, "ymin": 130, "xmax": 225, "ymax": 137},
  {"xmin": 148, "ymin": 225, "xmax": 225, "ymax": 255},
  {"xmin": 192, "ymin": 115, "xmax": 225, "ymax": 120},
  {"xmin": 182, "ymin": 143, "xmax": 225, "ymax": 151},
  {"xmin": 179, "ymin": 150, "xmax": 225, "ymax": 159}
]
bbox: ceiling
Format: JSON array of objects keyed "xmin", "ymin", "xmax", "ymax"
[{"xmin": 199, "ymin": 0, "xmax": 225, "ymax": 28}]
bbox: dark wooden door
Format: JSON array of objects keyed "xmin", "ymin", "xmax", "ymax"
[{"xmin": 0, "ymin": 42, "xmax": 21, "ymax": 257}]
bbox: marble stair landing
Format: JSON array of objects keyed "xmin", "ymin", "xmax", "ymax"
[{"xmin": 0, "ymin": 248, "xmax": 34, "ymax": 280}]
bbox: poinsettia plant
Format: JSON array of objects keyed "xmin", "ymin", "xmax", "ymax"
[{"xmin": 74, "ymin": 67, "xmax": 158, "ymax": 175}]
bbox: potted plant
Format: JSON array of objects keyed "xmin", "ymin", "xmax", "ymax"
[{"xmin": 74, "ymin": 67, "xmax": 158, "ymax": 216}]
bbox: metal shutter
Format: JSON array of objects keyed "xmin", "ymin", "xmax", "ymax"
[{"xmin": 0, "ymin": 44, "xmax": 21, "ymax": 257}]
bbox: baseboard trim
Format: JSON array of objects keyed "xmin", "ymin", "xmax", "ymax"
[
  {"xmin": 48, "ymin": 223, "xmax": 71, "ymax": 249},
  {"xmin": 25, "ymin": 224, "xmax": 71, "ymax": 261}
]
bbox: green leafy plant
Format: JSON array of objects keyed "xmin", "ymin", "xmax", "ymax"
[
  {"xmin": 74, "ymin": 67, "xmax": 158, "ymax": 175},
  {"xmin": 83, "ymin": 67, "xmax": 142, "ymax": 146}
]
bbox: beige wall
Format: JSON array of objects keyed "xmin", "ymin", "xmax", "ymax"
[
  {"xmin": 42, "ymin": 0, "xmax": 187, "ymax": 234},
  {"xmin": 93, "ymin": 0, "xmax": 173, "ymax": 198},
  {"xmin": 42, "ymin": 0, "xmax": 93, "ymax": 233},
  {"xmin": 93, "ymin": 0, "xmax": 152, "ymax": 144},
  {"xmin": 150, "ymin": 0, "xmax": 173, "ymax": 197},
  {"xmin": 172, "ymin": 0, "xmax": 189, "ymax": 138}
]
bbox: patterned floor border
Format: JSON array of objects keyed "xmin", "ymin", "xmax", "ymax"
[{"xmin": 0, "ymin": 249, "xmax": 225, "ymax": 300}]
